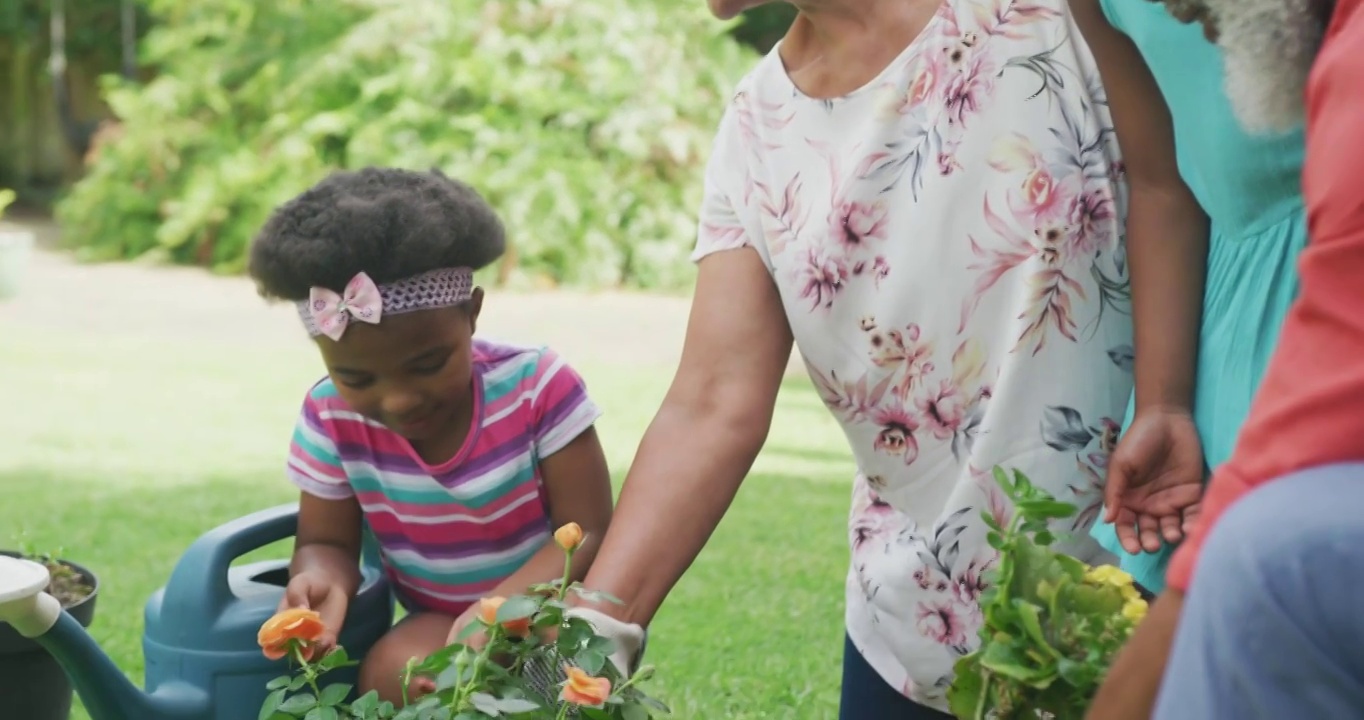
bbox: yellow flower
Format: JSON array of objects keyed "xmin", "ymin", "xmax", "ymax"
[
  {"xmin": 1084, "ymin": 565, "xmax": 1134, "ymax": 588},
  {"xmin": 554, "ymin": 522, "xmax": 584, "ymax": 552},
  {"xmin": 1122, "ymin": 597, "xmax": 1148, "ymax": 623},
  {"xmin": 1087, "ymin": 565, "xmax": 1143, "ymax": 602}
]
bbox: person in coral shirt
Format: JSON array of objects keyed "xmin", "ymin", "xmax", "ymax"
[{"xmin": 1090, "ymin": 0, "xmax": 1364, "ymax": 717}]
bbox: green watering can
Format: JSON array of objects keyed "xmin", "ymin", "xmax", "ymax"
[{"xmin": 0, "ymin": 504, "xmax": 393, "ymax": 720}]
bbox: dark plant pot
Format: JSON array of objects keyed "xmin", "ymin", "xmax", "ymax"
[{"xmin": 0, "ymin": 552, "xmax": 99, "ymax": 720}]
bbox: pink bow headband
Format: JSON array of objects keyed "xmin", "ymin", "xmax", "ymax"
[{"xmin": 296, "ymin": 267, "xmax": 475, "ymax": 340}]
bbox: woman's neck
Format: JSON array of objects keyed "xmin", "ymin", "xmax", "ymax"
[{"xmin": 781, "ymin": 0, "xmax": 941, "ymax": 98}]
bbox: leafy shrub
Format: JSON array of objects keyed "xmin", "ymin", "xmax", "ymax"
[
  {"xmin": 57, "ymin": 0, "xmax": 754, "ymax": 290},
  {"xmin": 730, "ymin": 4, "xmax": 796, "ymax": 55}
]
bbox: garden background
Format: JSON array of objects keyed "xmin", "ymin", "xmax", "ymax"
[{"xmin": 0, "ymin": 1, "xmax": 872, "ymax": 717}]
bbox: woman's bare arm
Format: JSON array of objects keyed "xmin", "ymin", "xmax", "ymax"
[{"xmin": 574, "ymin": 247, "xmax": 794, "ymax": 626}]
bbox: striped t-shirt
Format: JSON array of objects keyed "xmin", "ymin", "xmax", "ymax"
[{"xmin": 286, "ymin": 339, "xmax": 602, "ymax": 615}]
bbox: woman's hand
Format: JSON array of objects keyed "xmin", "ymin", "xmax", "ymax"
[{"xmin": 1104, "ymin": 408, "xmax": 1206, "ymax": 553}]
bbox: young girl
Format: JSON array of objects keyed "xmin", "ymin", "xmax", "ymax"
[{"xmin": 248, "ymin": 167, "xmax": 615, "ymax": 704}]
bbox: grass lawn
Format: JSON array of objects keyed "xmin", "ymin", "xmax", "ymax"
[{"xmin": 1, "ymin": 324, "xmax": 855, "ymax": 719}]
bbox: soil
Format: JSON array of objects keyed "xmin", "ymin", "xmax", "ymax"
[{"xmin": 28, "ymin": 556, "xmax": 94, "ymax": 609}]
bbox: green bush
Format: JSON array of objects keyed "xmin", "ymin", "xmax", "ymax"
[{"xmin": 57, "ymin": 0, "xmax": 755, "ymax": 290}]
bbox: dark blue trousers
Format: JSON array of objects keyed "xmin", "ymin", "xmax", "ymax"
[{"xmin": 839, "ymin": 635, "xmax": 953, "ymax": 719}]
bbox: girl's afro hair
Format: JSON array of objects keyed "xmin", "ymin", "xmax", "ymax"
[{"xmin": 248, "ymin": 167, "xmax": 506, "ymax": 301}]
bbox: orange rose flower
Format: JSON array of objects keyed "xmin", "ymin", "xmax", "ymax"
[
  {"xmin": 560, "ymin": 665, "xmax": 611, "ymax": 706},
  {"xmin": 554, "ymin": 522, "xmax": 584, "ymax": 551},
  {"xmin": 477, "ymin": 596, "xmax": 532, "ymax": 638},
  {"xmin": 257, "ymin": 608, "xmax": 326, "ymax": 661}
]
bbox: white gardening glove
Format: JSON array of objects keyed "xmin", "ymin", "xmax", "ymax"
[{"xmin": 564, "ymin": 606, "xmax": 646, "ymax": 677}]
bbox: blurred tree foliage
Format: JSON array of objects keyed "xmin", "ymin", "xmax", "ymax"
[
  {"xmin": 731, "ymin": 3, "xmax": 796, "ymax": 54},
  {"xmin": 0, "ymin": 0, "xmax": 141, "ymax": 67},
  {"xmin": 57, "ymin": 0, "xmax": 755, "ymax": 290}
]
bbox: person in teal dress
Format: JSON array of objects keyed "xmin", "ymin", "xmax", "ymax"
[{"xmin": 1090, "ymin": 0, "xmax": 1309, "ymax": 594}]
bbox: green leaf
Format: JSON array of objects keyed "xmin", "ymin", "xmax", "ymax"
[
  {"xmin": 289, "ymin": 675, "xmax": 312, "ymax": 691},
  {"xmin": 586, "ymin": 635, "xmax": 617, "ymax": 655},
  {"xmin": 557, "ymin": 617, "xmax": 595, "ymax": 653},
  {"xmin": 946, "ymin": 654, "xmax": 984, "ymax": 719},
  {"xmin": 576, "ymin": 649, "xmax": 607, "ymax": 675},
  {"xmin": 267, "ymin": 676, "xmax": 293, "ymax": 691},
  {"xmin": 260, "ymin": 688, "xmax": 287, "ymax": 720},
  {"xmin": 279, "ymin": 694, "xmax": 319, "ymax": 714},
  {"xmin": 319, "ymin": 647, "xmax": 351, "ymax": 670},
  {"xmin": 319, "ymin": 683, "xmax": 352, "ymax": 707},
  {"xmin": 468, "ymin": 693, "xmax": 503, "ymax": 716},
  {"xmin": 492, "ymin": 697, "xmax": 542, "ymax": 714},
  {"xmin": 1011, "ymin": 600, "xmax": 1059, "ymax": 659},
  {"xmin": 1057, "ymin": 656, "xmax": 1099, "ymax": 687},
  {"xmin": 622, "ymin": 704, "xmax": 650, "ymax": 720},
  {"xmin": 979, "ymin": 641, "xmax": 1056, "ymax": 687},
  {"xmin": 634, "ymin": 693, "xmax": 670, "ymax": 715},
  {"xmin": 349, "ymin": 691, "xmax": 379, "ymax": 716},
  {"xmin": 305, "ymin": 708, "xmax": 340, "ymax": 720},
  {"xmin": 456, "ymin": 621, "xmax": 485, "ymax": 641},
  {"xmin": 495, "ymin": 595, "xmax": 541, "ymax": 623},
  {"xmin": 1015, "ymin": 499, "xmax": 1077, "ymax": 521}
]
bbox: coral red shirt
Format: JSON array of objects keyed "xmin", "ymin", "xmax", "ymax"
[{"xmin": 1167, "ymin": 0, "xmax": 1364, "ymax": 592}]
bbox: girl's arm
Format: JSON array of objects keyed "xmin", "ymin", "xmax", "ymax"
[
  {"xmin": 1072, "ymin": 0, "xmax": 1211, "ymax": 549},
  {"xmin": 483, "ymin": 426, "xmax": 614, "ymax": 597},
  {"xmin": 280, "ymin": 493, "xmax": 364, "ymax": 648}
]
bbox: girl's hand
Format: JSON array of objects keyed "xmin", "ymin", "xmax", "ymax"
[
  {"xmin": 1103, "ymin": 408, "xmax": 1206, "ymax": 554},
  {"xmin": 277, "ymin": 571, "xmax": 349, "ymax": 658}
]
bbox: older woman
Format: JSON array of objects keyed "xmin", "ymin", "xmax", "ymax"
[{"xmin": 570, "ymin": 0, "xmax": 1205, "ymax": 716}]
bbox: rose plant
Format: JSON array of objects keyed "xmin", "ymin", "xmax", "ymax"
[
  {"xmin": 948, "ymin": 468, "xmax": 1148, "ymax": 720},
  {"xmin": 257, "ymin": 523, "xmax": 667, "ymax": 720}
]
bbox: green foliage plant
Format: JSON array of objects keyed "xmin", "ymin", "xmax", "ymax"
[
  {"xmin": 56, "ymin": 0, "xmax": 754, "ymax": 290},
  {"xmin": 947, "ymin": 468, "xmax": 1149, "ymax": 720},
  {"xmin": 258, "ymin": 527, "xmax": 667, "ymax": 720}
]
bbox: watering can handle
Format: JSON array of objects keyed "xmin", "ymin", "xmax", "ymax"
[{"xmin": 161, "ymin": 503, "xmax": 299, "ymax": 619}]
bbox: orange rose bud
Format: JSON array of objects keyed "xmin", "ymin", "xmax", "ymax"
[
  {"xmin": 560, "ymin": 665, "xmax": 611, "ymax": 706},
  {"xmin": 554, "ymin": 522, "xmax": 584, "ymax": 551},
  {"xmin": 476, "ymin": 596, "xmax": 531, "ymax": 638},
  {"xmin": 257, "ymin": 608, "xmax": 326, "ymax": 661}
]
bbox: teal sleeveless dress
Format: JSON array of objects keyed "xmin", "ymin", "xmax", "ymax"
[{"xmin": 1089, "ymin": 0, "xmax": 1309, "ymax": 593}]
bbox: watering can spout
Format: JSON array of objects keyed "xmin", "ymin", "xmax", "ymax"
[{"xmin": 0, "ymin": 556, "xmax": 207, "ymax": 720}]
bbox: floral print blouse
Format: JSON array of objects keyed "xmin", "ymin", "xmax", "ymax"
[{"xmin": 691, "ymin": 0, "xmax": 1133, "ymax": 709}]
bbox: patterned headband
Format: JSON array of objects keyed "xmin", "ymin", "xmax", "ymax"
[{"xmin": 296, "ymin": 267, "xmax": 474, "ymax": 340}]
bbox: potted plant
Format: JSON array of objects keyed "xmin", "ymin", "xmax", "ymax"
[
  {"xmin": 947, "ymin": 469, "xmax": 1148, "ymax": 720},
  {"xmin": 0, "ymin": 543, "xmax": 100, "ymax": 720},
  {"xmin": 0, "ymin": 188, "xmax": 35, "ymax": 300}
]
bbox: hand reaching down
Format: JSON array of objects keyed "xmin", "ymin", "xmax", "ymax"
[{"xmin": 1103, "ymin": 408, "xmax": 1206, "ymax": 554}]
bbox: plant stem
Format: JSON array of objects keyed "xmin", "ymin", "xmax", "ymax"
[
  {"xmin": 450, "ymin": 630, "xmax": 501, "ymax": 713},
  {"xmin": 974, "ymin": 669, "xmax": 990, "ymax": 720},
  {"xmin": 557, "ymin": 550, "xmax": 574, "ymax": 600},
  {"xmin": 554, "ymin": 701, "xmax": 571, "ymax": 720},
  {"xmin": 292, "ymin": 644, "xmax": 322, "ymax": 699}
]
